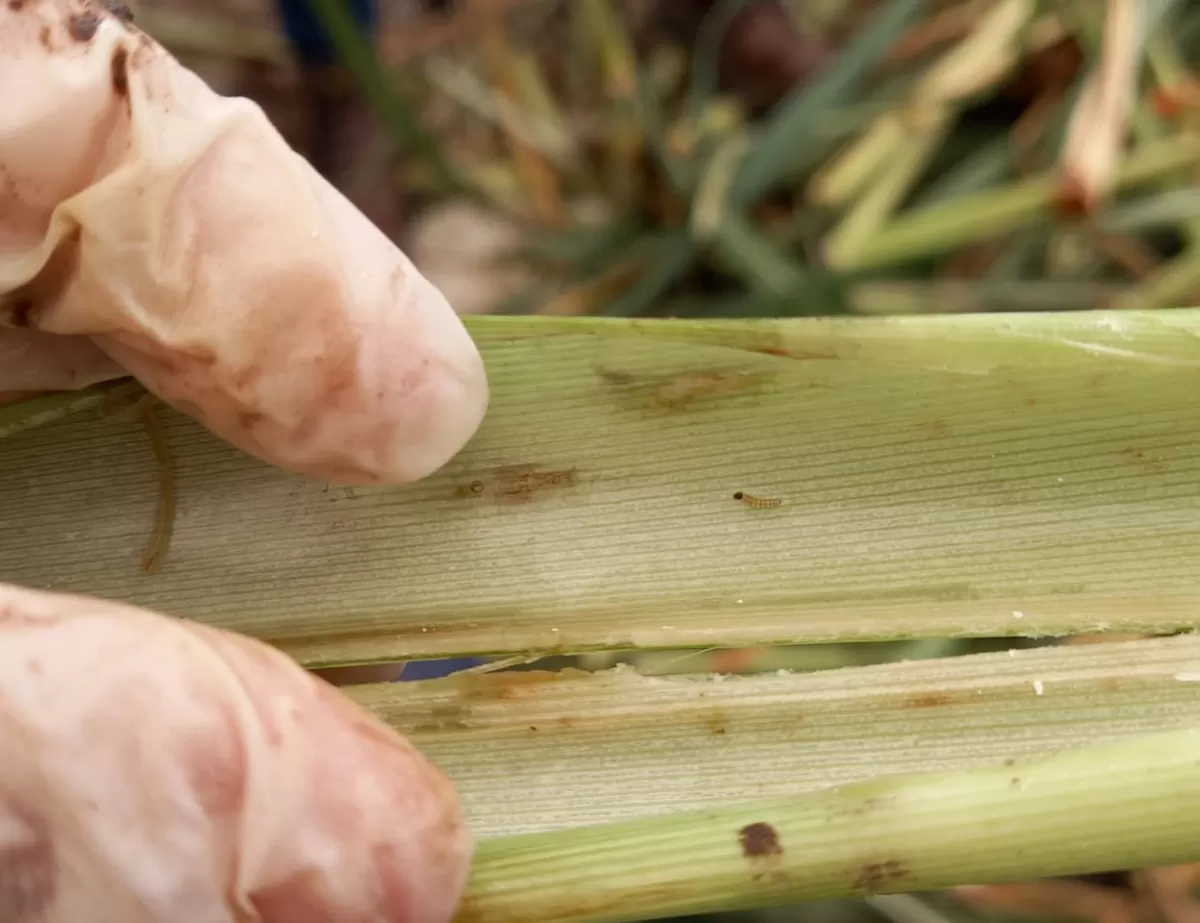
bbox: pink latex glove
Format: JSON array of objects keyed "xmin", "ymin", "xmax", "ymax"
[
  {"xmin": 0, "ymin": 3, "xmax": 481, "ymax": 920},
  {"xmin": 0, "ymin": 583, "xmax": 473, "ymax": 923},
  {"xmin": 0, "ymin": 0, "xmax": 489, "ymax": 485}
]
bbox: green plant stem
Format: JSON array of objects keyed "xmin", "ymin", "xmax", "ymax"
[
  {"xmin": 0, "ymin": 379, "xmax": 141, "ymax": 440},
  {"xmin": 709, "ymin": 212, "xmax": 808, "ymax": 295},
  {"xmin": 456, "ymin": 727, "xmax": 1200, "ymax": 923},
  {"xmin": 728, "ymin": 0, "xmax": 929, "ymax": 208},
  {"xmin": 303, "ymin": 0, "xmax": 473, "ymax": 199},
  {"xmin": 833, "ymin": 134, "xmax": 1200, "ymax": 270}
]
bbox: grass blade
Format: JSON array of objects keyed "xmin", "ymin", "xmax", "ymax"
[
  {"xmin": 7, "ymin": 312, "xmax": 1200, "ymax": 664},
  {"xmin": 353, "ymin": 633, "xmax": 1200, "ymax": 839},
  {"xmin": 454, "ymin": 723, "xmax": 1200, "ymax": 922}
]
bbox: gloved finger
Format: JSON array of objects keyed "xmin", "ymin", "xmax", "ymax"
[
  {"xmin": 0, "ymin": 328, "xmax": 123, "ymax": 394},
  {"xmin": 0, "ymin": 582, "xmax": 472, "ymax": 923},
  {"xmin": 0, "ymin": 2, "xmax": 488, "ymax": 485}
]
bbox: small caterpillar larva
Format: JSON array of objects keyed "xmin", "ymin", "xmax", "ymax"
[{"xmin": 733, "ymin": 491, "xmax": 782, "ymax": 509}]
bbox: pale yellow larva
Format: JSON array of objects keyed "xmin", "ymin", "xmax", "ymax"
[{"xmin": 733, "ymin": 491, "xmax": 782, "ymax": 509}]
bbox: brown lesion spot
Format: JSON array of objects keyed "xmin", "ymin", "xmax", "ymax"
[
  {"xmin": 851, "ymin": 859, "xmax": 910, "ymax": 895},
  {"xmin": 7, "ymin": 0, "xmax": 25, "ymax": 11},
  {"xmin": 654, "ymin": 370, "xmax": 766, "ymax": 412},
  {"xmin": 739, "ymin": 822, "xmax": 782, "ymax": 859},
  {"xmin": 597, "ymin": 365, "xmax": 772, "ymax": 414},
  {"xmin": 704, "ymin": 709, "xmax": 729, "ymax": 736},
  {"xmin": 456, "ymin": 465, "xmax": 579, "ymax": 503},
  {"xmin": 905, "ymin": 691, "xmax": 956, "ymax": 709}
]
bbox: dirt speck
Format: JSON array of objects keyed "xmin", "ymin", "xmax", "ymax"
[
  {"xmin": 852, "ymin": 859, "xmax": 910, "ymax": 895},
  {"xmin": 67, "ymin": 12, "xmax": 102, "ymax": 42},
  {"xmin": 739, "ymin": 822, "xmax": 782, "ymax": 859},
  {"xmin": 110, "ymin": 45, "xmax": 129, "ymax": 97},
  {"xmin": 906, "ymin": 692, "xmax": 955, "ymax": 709},
  {"xmin": 1118, "ymin": 447, "xmax": 1165, "ymax": 475}
]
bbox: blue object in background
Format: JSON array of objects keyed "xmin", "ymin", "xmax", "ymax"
[
  {"xmin": 276, "ymin": 0, "xmax": 380, "ymax": 68},
  {"xmin": 399, "ymin": 658, "xmax": 488, "ymax": 681}
]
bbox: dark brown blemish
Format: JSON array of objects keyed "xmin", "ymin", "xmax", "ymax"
[
  {"xmin": 906, "ymin": 692, "xmax": 955, "ymax": 709},
  {"xmin": 749, "ymin": 345, "xmax": 838, "ymax": 361},
  {"xmin": 595, "ymin": 367, "xmax": 636, "ymax": 386},
  {"xmin": 38, "ymin": 25, "xmax": 50, "ymax": 49},
  {"xmin": 68, "ymin": 12, "xmax": 102, "ymax": 42},
  {"xmin": 0, "ymin": 802, "xmax": 56, "ymax": 921},
  {"xmin": 7, "ymin": 0, "xmax": 24, "ymax": 11},
  {"xmin": 851, "ymin": 859, "xmax": 909, "ymax": 895},
  {"xmin": 110, "ymin": 46, "xmax": 129, "ymax": 98},
  {"xmin": 739, "ymin": 822, "xmax": 782, "ymax": 860}
]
